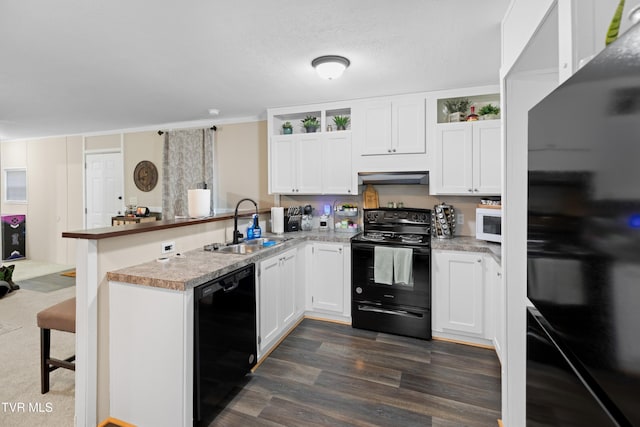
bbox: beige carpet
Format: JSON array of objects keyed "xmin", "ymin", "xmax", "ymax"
[{"xmin": 0, "ymin": 261, "xmax": 75, "ymax": 427}]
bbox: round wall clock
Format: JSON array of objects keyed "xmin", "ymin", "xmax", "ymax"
[{"xmin": 133, "ymin": 160, "xmax": 158, "ymax": 192}]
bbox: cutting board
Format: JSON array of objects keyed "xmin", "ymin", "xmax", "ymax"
[{"xmin": 363, "ymin": 185, "xmax": 379, "ymax": 209}]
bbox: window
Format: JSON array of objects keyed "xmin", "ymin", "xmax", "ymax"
[{"xmin": 5, "ymin": 168, "xmax": 27, "ymax": 203}]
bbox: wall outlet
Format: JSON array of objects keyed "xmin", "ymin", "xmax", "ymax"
[
  {"xmin": 161, "ymin": 241, "xmax": 175, "ymax": 254},
  {"xmin": 457, "ymin": 213, "xmax": 464, "ymax": 225}
]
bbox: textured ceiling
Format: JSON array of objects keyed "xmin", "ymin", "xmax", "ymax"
[{"xmin": 0, "ymin": 0, "xmax": 510, "ymax": 140}]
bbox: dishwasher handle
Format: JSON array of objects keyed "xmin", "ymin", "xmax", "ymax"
[
  {"xmin": 223, "ymin": 281, "xmax": 239, "ymax": 293},
  {"xmin": 196, "ymin": 264, "xmax": 254, "ymax": 299}
]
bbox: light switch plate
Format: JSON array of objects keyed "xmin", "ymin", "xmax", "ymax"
[{"xmin": 457, "ymin": 213, "xmax": 464, "ymax": 225}]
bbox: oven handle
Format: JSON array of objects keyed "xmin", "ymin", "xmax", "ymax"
[
  {"xmin": 357, "ymin": 304, "xmax": 423, "ymax": 318},
  {"xmin": 351, "ymin": 242, "xmax": 431, "ymax": 254}
]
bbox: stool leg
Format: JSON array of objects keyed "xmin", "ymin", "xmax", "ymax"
[{"xmin": 41, "ymin": 328, "xmax": 50, "ymax": 394}]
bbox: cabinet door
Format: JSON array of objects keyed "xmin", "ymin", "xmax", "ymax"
[
  {"xmin": 280, "ymin": 249, "xmax": 298, "ymax": 327},
  {"xmin": 434, "ymin": 123, "xmax": 473, "ymax": 194},
  {"xmin": 473, "ymin": 121, "xmax": 501, "ymax": 195},
  {"xmin": 270, "ymin": 136, "xmax": 297, "ymax": 194},
  {"xmin": 311, "ymin": 243, "xmax": 345, "ymax": 313},
  {"xmin": 259, "ymin": 255, "xmax": 281, "ymax": 352},
  {"xmin": 323, "ymin": 132, "xmax": 353, "ymax": 194},
  {"xmin": 433, "ymin": 250, "xmax": 485, "ymax": 335},
  {"xmin": 393, "ymin": 96, "xmax": 426, "ymax": 154},
  {"xmin": 296, "ymin": 134, "xmax": 323, "ymax": 193},
  {"xmin": 361, "ymin": 101, "xmax": 392, "ymax": 155},
  {"xmin": 493, "ymin": 261, "xmax": 504, "ymax": 363}
]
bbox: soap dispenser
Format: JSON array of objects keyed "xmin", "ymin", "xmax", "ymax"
[{"xmin": 252, "ymin": 214, "xmax": 262, "ymax": 239}]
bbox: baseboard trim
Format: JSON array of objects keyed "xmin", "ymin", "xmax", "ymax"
[{"xmin": 432, "ymin": 335, "xmax": 495, "ymax": 350}]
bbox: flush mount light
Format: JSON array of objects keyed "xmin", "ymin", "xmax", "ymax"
[
  {"xmin": 208, "ymin": 108, "xmax": 220, "ymax": 116},
  {"xmin": 311, "ymin": 55, "xmax": 350, "ymax": 80}
]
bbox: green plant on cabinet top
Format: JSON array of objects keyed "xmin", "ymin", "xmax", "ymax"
[
  {"xmin": 301, "ymin": 115, "xmax": 320, "ymax": 133},
  {"xmin": 333, "ymin": 115, "xmax": 350, "ymax": 130}
]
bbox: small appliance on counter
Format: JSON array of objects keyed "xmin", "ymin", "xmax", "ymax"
[
  {"xmin": 476, "ymin": 204, "xmax": 501, "ymax": 243},
  {"xmin": 432, "ymin": 203, "xmax": 456, "ymax": 238},
  {"xmin": 319, "ymin": 204, "xmax": 331, "ymax": 231}
]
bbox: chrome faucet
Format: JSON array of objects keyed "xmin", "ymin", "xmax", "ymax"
[{"xmin": 233, "ymin": 198, "xmax": 258, "ymax": 244}]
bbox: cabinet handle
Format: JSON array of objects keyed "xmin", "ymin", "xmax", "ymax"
[
  {"xmin": 474, "ymin": 188, "xmax": 479, "ymax": 192},
  {"xmin": 347, "ymin": 189, "xmax": 351, "ymax": 193},
  {"xmin": 477, "ymin": 259, "xmax": 482, "ymax": 263},
  {"xmin": 392, "ymin": 148, "xmax": 396, "ymax": 153},
  {"xmin": 388, "ymin": 149, "xmax": 392, "ymax": 153},
  {"xmin": 468, "ymin": 189, "xmax": 473, "ymax": 192},
  {"xmin": 292, "ymin": 188, "xmax": 295, "ymax": 192},
  {"xmin": 338, "ymin": 248, "xmax": 343, "ymax": 253}
]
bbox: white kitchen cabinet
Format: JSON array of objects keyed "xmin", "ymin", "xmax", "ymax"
[
  {"xmin": 270, "ymin": 134, "xmax": 323, "ymax": 194},
  {"xmin": 308, "ymin": 242, "xmax": 351, "ymax": 321},
  {"xmin": 359, "ymin": 94, "xmax": 426, "ymax": 156},
  {"xmin": 269, "ymin": 133, "xmax": 354, "ymax": 195},
  {"xmin": 433, "ymin": 250, "xmax": 485, "ymax": 336},
  {"xmin": 432, "ymin": 120, "xmax": 501, "ymax": 195},
  {"xmin": 258, "ymin": 248, "xmax": 299, "ymax": 356},
  {"xmin": 322, "ymin": 132, "xmax": 354, "ymax": 194},
  {"xmin": 110, "ymin": 282, "xmax": 194, "ymax": 427},
  {"xmin": 490, "ymin": 257, "xmax": 504, "ymax": 364}
]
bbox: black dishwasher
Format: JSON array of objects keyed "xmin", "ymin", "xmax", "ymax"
[{"xmin": 193, "ymin": 263, "xmax": 256, "ymax": 426}]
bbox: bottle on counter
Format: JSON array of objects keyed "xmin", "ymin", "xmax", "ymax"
[
  {"xmin": 246, "ymin": 219, "xmax": 254, "ymax": 240},
  {"xmin": 252, "ymin": 214, "xmax": 261, "ymax": 239}
]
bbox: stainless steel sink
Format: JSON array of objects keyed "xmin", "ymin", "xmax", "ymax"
[
  {"xmin": 216, "ymin": 244, "xmax": 262, "ymax": 254},
  {"xmin": 215, "ymin": 236, "xmax": 291, "ymax": 255}
]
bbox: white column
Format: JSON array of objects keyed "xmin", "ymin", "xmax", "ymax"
[{"xmin": 75, "ymin": 239, "xmax": 98, "ymax": 427}]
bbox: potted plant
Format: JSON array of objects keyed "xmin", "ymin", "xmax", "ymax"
[
  {"xmin": 301, "ymin": 115, "xmax": 319, "ymax": 133},
  {"xmin": 478, "ymin": 104, "xmax": 500, "ymax": 120},
  {"xmin": 333, "ymin": 115, "xmax": 350, "ymax": 131},
  {"xmin": 282, "ymin": 121, "xmax": 293, "ymax": 134},
  {"xmin": 443, "ymin": 98, "xmax": 471, "ymax": 122}
]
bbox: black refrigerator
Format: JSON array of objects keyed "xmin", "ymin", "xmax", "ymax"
[{"xmin": 527, "ymin": 23, "xmax": 640, "ymax": 426}]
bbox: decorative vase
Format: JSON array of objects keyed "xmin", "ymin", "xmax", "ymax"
[
  {"xmin": 305, "ymin": 126, "xmax": 317, "ymax": 133},
  {"xmin": 283, "ymin": 127, "xmax": 292, "ymax": 134},
  {"xmin": 337, "ymin": 125, "xmax": 346, "ymax": 131}
]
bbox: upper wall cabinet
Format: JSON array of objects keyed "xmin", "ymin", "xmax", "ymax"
[
  {"xmin": 428, "ymin": 89, "xmax": 501, "ymax": 196},
  {"xmin": 432, "ymin": 121, "xmax": 501, "ymax": 195},
  {"xmin": 356, "ymin": 94, "xmax": 426, "ymax": 156},
  {"xmin": 267, "ymin": 103, "xmax": 356, "ymax": 195}
]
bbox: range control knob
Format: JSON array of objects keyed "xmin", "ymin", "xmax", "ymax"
[{"xmin": 355, "ymin": 287, "xmax": 363, "ymax": 294}]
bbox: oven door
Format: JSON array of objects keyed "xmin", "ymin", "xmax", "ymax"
[{"xmin": 351, "ymin": 241, "xmax": 430, "ymax": 308}]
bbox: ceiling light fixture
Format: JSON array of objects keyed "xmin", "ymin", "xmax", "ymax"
[{"xmin": 312, "ymin": 55, "xmax": 350, "ymax": 80}]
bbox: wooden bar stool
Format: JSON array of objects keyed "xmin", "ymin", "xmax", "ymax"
[{"xmin": 36, "ymin": 297, "xmax": 76, "ymax": 394}]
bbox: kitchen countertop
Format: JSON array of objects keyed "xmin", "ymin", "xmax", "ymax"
[
  {"xmin": 107, "ymin": 232, "xmax": 500, "ymax": 291},
  {"xmin": 431, "ymin": 236, "xmax": 501, "ymax": 264}
]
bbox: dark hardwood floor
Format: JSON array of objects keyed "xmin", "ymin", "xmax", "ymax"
[{"xmin": 209, "ymin": 319, "xmax": 501, "ymax": 427}]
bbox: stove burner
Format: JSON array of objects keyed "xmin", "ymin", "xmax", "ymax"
[
  {"xmin": 361, "ymin": 232, "xmax": 386, "ymax": 242},
  {"xmin": 399, "ymin": 234, "xmax": 423, "ymax": 243}
]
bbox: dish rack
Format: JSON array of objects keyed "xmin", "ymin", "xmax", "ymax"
[{"xmin": 334, "ymin": 203, "xmax": 360, "ymax": 233}]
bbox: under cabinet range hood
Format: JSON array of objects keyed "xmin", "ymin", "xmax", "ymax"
[{"xmin": 358, "ymin": 171, "xmax": 429, "ymax": 185}]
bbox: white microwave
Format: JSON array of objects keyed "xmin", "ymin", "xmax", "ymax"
[{"xmin": 476, "ymin": 208, "xmax": 502, "ymax": 243}]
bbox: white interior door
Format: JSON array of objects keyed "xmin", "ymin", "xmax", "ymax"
[{"xmin": 85, "ymin": 152, "xmax": 124, "ymax": 228}]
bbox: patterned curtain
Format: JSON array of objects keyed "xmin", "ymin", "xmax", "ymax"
[{"xmin": 162, "ymin": 128, "xmax": 215, "ymax": 219}]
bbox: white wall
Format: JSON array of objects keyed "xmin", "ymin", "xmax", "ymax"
[
  {"xmin": 0, "ymin": 136, "xmax": 84, "ymax": 265},
  {"xmin": 501, "ymin": 1, "xmax": 560, "ymax": 425},
  {"xmin": 123, "ymin": 131, "xmax": 163, "ymax": 210}
]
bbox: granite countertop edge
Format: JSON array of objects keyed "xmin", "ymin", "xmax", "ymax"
[{"xmin": 107, "ymin": 233, "xmax": 500, "ymax": 291}]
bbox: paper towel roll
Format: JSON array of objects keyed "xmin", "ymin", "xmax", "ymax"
[
  {"xmin": 188, "ymin": 189, "xmax": 211, "ymax": 218},
  {"xmin": 271, "ymin": 207, "xmax": 284, "ymax": 234}
]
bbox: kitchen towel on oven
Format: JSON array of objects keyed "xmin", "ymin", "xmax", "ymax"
[
  {"xmin": 393, "ymin": 248, "xmax": 414, "ymax": 286},
  {"xmin": 374, "ymin": 246, "xmax": 394, "ymax": 285}
]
